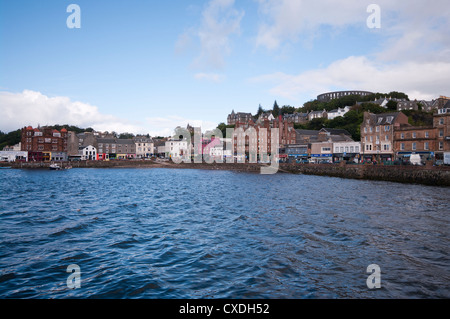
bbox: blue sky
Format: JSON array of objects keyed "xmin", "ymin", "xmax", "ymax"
[{"xmin": 1, "ymin": 0, "xmax": 449, "ymax": 136}]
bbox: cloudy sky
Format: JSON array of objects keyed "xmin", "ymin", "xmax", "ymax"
[{"xmin": 1, "ymin": 0, "xmax": 449, "ymax": 135}]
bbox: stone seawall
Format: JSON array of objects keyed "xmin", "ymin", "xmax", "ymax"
[
  {"xmin": 2, "ymin": 160, "xmax": 449, "ymax": 187},
  {"xmin": 279, "ymin": 163, "xmax": 450, "ymax": 187}
]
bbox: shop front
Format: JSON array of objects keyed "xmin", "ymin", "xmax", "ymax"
[
  {"xmin": 310, "ymin": 154, "xmax": 332, "ymax": 163},
  {"xmin": 397, "ymin": 151, "xmax": 434, "ymax": 162}
]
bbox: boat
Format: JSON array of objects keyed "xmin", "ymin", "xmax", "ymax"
[{"xmin": 49, "ymin": 163, "xmax": 62, "ymax": 170}]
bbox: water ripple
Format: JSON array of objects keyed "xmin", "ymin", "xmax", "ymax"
[{"xmin": 0, "ymin": 168, "xmax": 449, "ymax": 298}]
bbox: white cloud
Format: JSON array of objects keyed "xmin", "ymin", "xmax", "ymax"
[
  {"xmin": 0, "ymin": 90, "xmax": 144, "ymax": 134},
  {"xmin": 0, "ymin": 90, "xmax": 220, "ymax": 137},
  {"xmin": 177, "ymin": 0, "xmax": 244, "ymax": 70},
  {"xmin": 255, "ymin": 0, "xmax": 369, "ymax": 50},
  {"xmin": 252, "ymin": 0, "xmax": 450, "ymax": 102},
  {"xmin": 250, "ymin": 56, "xmax": 450, "ymax": 101}
]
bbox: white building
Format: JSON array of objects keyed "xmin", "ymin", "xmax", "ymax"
[
  {"xmin": 327, "ymin": 106, "xmax": 351, "ymax": 120},
  {"xmin": 165, "ymin": 139, "xmax": 190, "ymax": 161},
  {"xmin": 79, "ymin": 145, "xmax": 97, "ymax": 160},
  {"xmin": 333, "ymin": 141, "xmax": 361, "ymax": 162},
  {"xmin": 0, "ymin": 151, "xmax": 28, "ymax": 162},
  {"xmin": 308, "ymin": 110, "xmax": 327, "ymax": 121},
  {"xmin": 134, "ymin": 137, "xmax": 154, "ymax": 158}
]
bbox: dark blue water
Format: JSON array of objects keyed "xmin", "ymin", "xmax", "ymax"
[{"xmin": 0, "ymin": 168, "xmax": 449, "ymax": 299}]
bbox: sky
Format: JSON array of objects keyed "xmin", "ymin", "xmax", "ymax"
[{"xmin": 1, "ymin": 0, "xmax": 449, "ymax": 136}]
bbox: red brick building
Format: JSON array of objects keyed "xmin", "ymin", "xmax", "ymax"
[
  {"xmin": 21, "ymin": 126, "xmax": 68, "ymax": 161},
  {"xmin": 394, "ymin": 125, "xmax": 437, "ymax": 161},
  {"xmin": 232, "ymin": 116, "xmax": 296, "ymax": 161}
]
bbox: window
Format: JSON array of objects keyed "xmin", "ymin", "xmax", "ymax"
[
  {"xmin": 440, "ymin": 118, "xmax": 444, "ymax": 125},
  {"xmin": 412, "ymin": 132, "xmax": 416, "ymax": 139},
  {"xmin": 424, "ymin": 142, "xmax": 429, "ymax": 150},
  {"xmin": 425, "ymin": 132, "xmax": 429, "ymax": 138},
  {"xmin": 383, "ymin": 144, "xmax": 390, "ymax": 151},
  {"xmin": 401, "ymin": 133, "xmax": 404, "ymax": 139},
  {"xmin": 439, "ymin": 130, "xmax": 444, "ymax": 137},
  {"xmin": 321, "ymin": 147, "xmax": 331, "ymax": 152},
  {"xmin": 401, "ymin": 143, "xmax": 405, "ymax": 150},
  {"xmin": 350, "ymin": 146, "xmax": 354, "ymax": 152},
  {"xmin": 364, "ymin": 127, "xmax": 367, "ymax": 133},
  {"xmin": 52, "ymin": 146, "xmax": 58, "ymax": 151},
  {"xmin": 345, "ymin": 146, "xmax": 349, "ymax": 153},
  {"xmin": 385, "ymin": 135, "xmax": 389, "ymax": 141},
  {"xmin": 439, "ymin": 142, "xmax": 444, "ymax": 150},
  {"xmin": 340, "ymin": 147, "xmax": 344, "ymax": 153},
  {"xmin": 376, "ymin": 126, "xmax": 379, "ymax": 132},
  {"xmin": 369, "ymin": 127, "xmax": 373, "ymax": 133},
  {"xmin": 53, "ymin": 133, "xmax": 61, "ymax": 137},
  {"xmin": 412, "ymin": 142, "xmax": 417, "ymax": 150},
  {"xmin": 34, "ymin": 132, "xmax": 43, "ymax": 137},
  {"xmin": 384, "ymin": 126, "xmax": 390, "ymax": 132},
  {"xmin": 38, "ymin": 138, "xmax": 44, "ymax": 143},
  {"xmin": 52, "ymin": 139, "xmax": 58, "ymax": 144},
  {"xmin": 38, "ymin": 145, "xmax": 44, "ymax": 151},
  {"xmin": 355, "ymin": 146, "xmax": 359, "ymax": 152}
]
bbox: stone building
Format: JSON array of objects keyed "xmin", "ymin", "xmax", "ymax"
[
  {"xmin": 360, "ymin": 112, "xmax": 409, "ymax": 162},
  {"xmin": 21, "ymin": 126, "xmax": 68, "ymax": 161},
  {"xmin": 394, "ymin": 125, "xmax": 437, "ymax": 161},
  {"xmin": 434, "ymin": 108, "xmax": 450, "ymax": 160}
]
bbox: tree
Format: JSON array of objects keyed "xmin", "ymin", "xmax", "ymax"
[
  {"xmin": 280, "ymin": 105, "xmax": 296, "ymax": 115},
  {"xmin": 272, "ymin": 100, "xmax": 280, "ymax": 117},
  {"xmin": 256, "ymin": 104, "xmax": 265, "ymax": 117},
  {"xmin": 386, "ymin": 100, "xmax": 398, "ymax": 111},
  {"xmin": 217, "ymin": 122, "xmax": 235, "ymax": 137}
]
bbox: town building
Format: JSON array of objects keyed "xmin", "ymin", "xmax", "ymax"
[
  {"xmin": 394, "ymin": 125, "xmax": 436, "ymax": 162},
  {"xmin": 21, "ymin": 126, "xmax": 68, "ymax": 162},
  {"xmin": 333, "ymin": 141, "xmax": 361, "ymax": 163},
  {"xmin": 308, "ymin": 110, "xmax": 327, "ymax": 121},
  {"xmin": 360, "ymin": 112, "xmax": 409, "ymax": 162},
  {"xmin": 115, "ymin": 139, "xmax": 136, "ymax": 159},
  {"xmin": 232, "ymin": 116, "xmax": 297, "ymax": 162},
  {"xmin": 434, "ymin": 108, "xmax": 450, "ymax": 160},
  {"xmin": 0, "ymin": 151, "xmax": 28, "ymax": 162},
  {"xmin": 227, "ymin": 110, "xmax": 253, "ymax": 126},
  {"xmin": 79, "ymin": 145, "xmax": 97, "ymax": 161},
  {"xmin": 283, "ymin": 112, "xmax": 309, "ymax": 125},
  {"xmin": 327, "ymin": 106, "xmax": 351, "ymax": 120},
  {"xmin": 165, "ymin": 139, "xmax": 190, "ymax": 161},
  {"xmin": 134, "ymin": 136, "xmax": 154, "ymax": 158}
]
